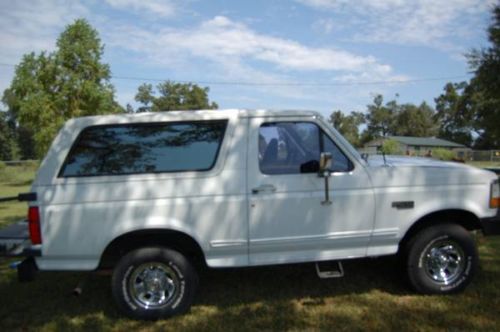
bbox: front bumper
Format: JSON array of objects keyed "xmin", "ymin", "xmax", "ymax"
[{"xmin": 481, "ymin": 210, "xmax": 500, "ymax": 236}]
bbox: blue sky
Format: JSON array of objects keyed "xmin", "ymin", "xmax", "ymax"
[{"xmin": 0, "ymin": 0, "xmax": 495, "ymax": 118}]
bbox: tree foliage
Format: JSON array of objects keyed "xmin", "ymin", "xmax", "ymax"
[
  {"xmin": 365, "ymin": 95, "xmax": 395, "ymax": 139},
  {"xmin": 465, "ymin": 3, "xmax": 500, "ymax": 148},
  {"xmin": 0, "ymin": 111, "xmax": 17, "ymax": 160},
  {"xmin": 328, "ymin": 110, "xmax": 365, "ymax": 147},
  {"xmin": 134, "ymin": 81, "xmax": 218, "ymax": 112},
  {"xmin": 434, "ymin": 82, "xmax": 474, "ymax": 146},
  {"xmin": 2, "ymin": 19, "xmax": 122, "ymax": 158},
  {"xmin": 393, "ymin": 102, "xmax": 437, "ymax": 137},
  {"xmin": 360, "ymin": 95, "xmax": 437, "ymax": 144}
]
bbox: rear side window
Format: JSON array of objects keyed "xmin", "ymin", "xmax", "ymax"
[{"xmin": 60, "ymin": 120, "xmax": 228, "ymax": 177}]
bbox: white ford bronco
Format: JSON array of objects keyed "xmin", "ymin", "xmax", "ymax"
[{"xmin": 1, "ymin": 109, "xmax": 499, "ymax": 320}]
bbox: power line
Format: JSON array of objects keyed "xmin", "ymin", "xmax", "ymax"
[
  {"xmin": 111, "ymin": 75, "xmax": 470, "ymax": 86},
  {"xmin": 0, "ymin": 62, "xmax": 469, "ymax": 87}
]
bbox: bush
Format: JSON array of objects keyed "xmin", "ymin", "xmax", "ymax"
[
  {"xmin": 432, "ymin": 148, "xmax": 456, "ymax": 161},
  {"xmin": 380, "ymin": 139, "xmax": 402, "ymax": 155},
  {"xmin": 20, "ymin": 160, "xmax": 40, "ymax": 172}
]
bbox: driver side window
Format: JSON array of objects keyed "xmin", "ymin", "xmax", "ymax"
[{"xmin": 258, "ymin": 122, "xmax": 352, "ymax": 175}]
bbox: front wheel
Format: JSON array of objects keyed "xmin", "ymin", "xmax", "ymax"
[
  {"xmin": 111, "ymin": 247, "xmax": 198, "ymax": 320},
  {"xmin": 405, "ymin": 223, "xmax": 478, "ymax": 294}
]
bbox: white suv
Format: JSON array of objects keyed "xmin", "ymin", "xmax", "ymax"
[{"xmin": 3, "ymin": 109, "xmax": 499, "ymax": 320}]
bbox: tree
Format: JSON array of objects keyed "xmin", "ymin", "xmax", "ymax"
[
  {"xmin": 434, "ymin": 82, "xmax": 474, "ymax": 146},
  {"xmin": 134, "ymin": 83, "xmax": 154, "ymax": 112},
  {"xmin": 328, "ymin": 110, "xmax": 365, "ymax": 147},
  {"xmin": 2, "ymin": 19, "xmax": 122, "ymax": 157},
  {"xmin": 466, "ymin": 4, "xmax": 500, "ymax": 148},
  {"xmin": 125, "ymin": 104, "xmax": 135, "ymax": 114},
  {"xmin": 393, "ymin": 102, "xmax": 438, "ymax": 137},
  {"xmin": 135, "ymin": 81, "xmax": 218, "ymax": 112},
  {"xmin": 364, "ymin": 95, "xmax": 396, "ymax": 139},
  {"xmin": 362, "ymin": 95, "xmax": 439, "ymax": 144},
  {"xmin": 0, "ymin": 111, "xmax": 17, "ymax": 160}
]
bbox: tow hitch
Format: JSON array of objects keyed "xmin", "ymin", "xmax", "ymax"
[{"xmin": 0, "ymin": 192, "xmax": 37, "ymax": 203}]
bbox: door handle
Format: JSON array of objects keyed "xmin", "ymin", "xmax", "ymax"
[{"xmin": 251, "ymin": 184, "xmax": 277, "ymax": 194}]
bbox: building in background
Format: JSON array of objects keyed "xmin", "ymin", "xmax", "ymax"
[{"xmin": 363, "ymin": 136, "xmax": 471, "ymax": 158}]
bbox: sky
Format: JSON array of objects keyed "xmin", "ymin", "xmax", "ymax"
[{"xmin": 0, "ymin": 0, "xmax": 496, "ymax": 118}]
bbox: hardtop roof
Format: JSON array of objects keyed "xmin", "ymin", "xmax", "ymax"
[{"xmin": 68, "ymin": 109, "xmax": 322, "ymax": 126}]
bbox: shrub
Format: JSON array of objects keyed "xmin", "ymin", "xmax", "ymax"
[
  {"xmin": 380, "ymin": 139, "xmax": 402, "ymax": 155},
  {"xmin": 21, "ymin": 160, "xmax": 40, "ymax": 172},
  {"xmin": 432, "ymin": 148, "xmax": 456, "ymax": 161}
]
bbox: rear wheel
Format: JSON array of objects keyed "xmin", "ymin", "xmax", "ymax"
[
  {"xmin": 111, "ymin": 247, "xmax": 198, "ymax": 320},
  {"xmin": 405, "ymin": 223, "xmax": 478, "ymax": 294}
]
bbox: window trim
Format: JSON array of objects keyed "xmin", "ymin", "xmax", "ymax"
[
  {"xmin": 258, "ymin": 121, "xmax": 354, "ymax": 175},
  {"xmin": 320, "ymin": 129, "xmax": 355, "ymax": 173},
  {"xmin": 58, "ymin": 120, "xmax": 229, "ymax": 178}
]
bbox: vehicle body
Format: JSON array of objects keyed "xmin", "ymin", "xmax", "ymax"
[{"xmin": 1, "ymin": 109, "xmax": 499, "ymax": 319}]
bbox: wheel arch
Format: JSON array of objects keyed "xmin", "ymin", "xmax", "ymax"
[
  {"xmin": 399, "ymin": 209, "xmax": 481, "ymax": 253},
  {"xmin": 98, "ymin": 229, "xmax": 206, "ymax": 270}
]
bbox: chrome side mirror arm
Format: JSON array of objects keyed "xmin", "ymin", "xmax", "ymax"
[{"xmin": 319, "ymin": 152, "xmax": 333, "ymax": 205}]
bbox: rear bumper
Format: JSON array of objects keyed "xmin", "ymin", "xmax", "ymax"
[
  {"xmin": 22, "ymin": 247, "xmax": 41, "ymax": 257},
  {"xmin": 481, "ymin": 210, "xmax": 500, "ymax": 236},
  {"xmin": 0, "ymin": 221, "xmax": 41, "ymax": 257}
]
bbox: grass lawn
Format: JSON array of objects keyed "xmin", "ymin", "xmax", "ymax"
[
  {"xmin": 466, "ymin": 161, "xmax": 500, "ymax": 169},
  {"xmin": 1, "ymin": 166, "xmax": 500, "ymax": 331},
  {"xmin": 0, "ymin": 164, "xmax": 35, "ymax": 228}
]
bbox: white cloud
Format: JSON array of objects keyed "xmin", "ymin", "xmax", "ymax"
[
  {"xmin": 312, "ymin": 18, "xmax": 335, "ymax": 34},
  {"xmin": 0, "ymin": 1, "xmax": 411, "ymax": 113},
  {"xmin": 103, "ymin": 15, "xmax": 407, "ymax": 111},
  {"xmin": 297, "ymin": 0, "xmax": 494, "ymax": 50},
  {"xmin": 0, "ymin": 0, "xmax": 88, "ymax": 63},
  {"xmin": 297, "ymin": 0, "xmax": 406, "ymax": 11},
  {"xmin": 106, "ymin": 15, "xmax": 395, "ymax": 76},
  {"xmin": 104, "ymin": 0, "xmax": 177, "ymax": 17},
  {"xmin": 0, "ymin": 0, "xmax": 88, "ymax": 93}
]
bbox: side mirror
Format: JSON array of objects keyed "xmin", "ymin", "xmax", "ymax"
[{"xmin": 319, "ymin": 152, "xmax": 332, "ymax": 175}]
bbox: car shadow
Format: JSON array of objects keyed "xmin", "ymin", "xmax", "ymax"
[{"xmin": 0, "ymin": 253, "xmax": 497, "ymax": 331}]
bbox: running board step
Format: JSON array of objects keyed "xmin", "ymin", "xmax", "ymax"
[{"xmin": 315, "ymin": 260, "xmax": 344, "ymax": 278}]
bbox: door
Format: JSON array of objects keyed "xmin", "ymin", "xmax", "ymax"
[{"xmin": 247, "ymin": 117, "xmax": 375, "ymax": 265}]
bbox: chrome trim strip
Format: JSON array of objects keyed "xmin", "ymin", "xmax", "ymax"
[
  {"xmin": 210, "ymin": 240, "xmax": 248, "ymax": 248},
  {"xmin": 250, "ymin": 230, "xmax": 372, "ymax": 246}
]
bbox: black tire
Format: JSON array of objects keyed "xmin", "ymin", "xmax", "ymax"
[
  {"xmin": 405, "ymin": 223, "xmax": 478, "ymax": 294},
  {"xmin": 111, "ymin": 247, "xmax": 198, "ymax": 320}
]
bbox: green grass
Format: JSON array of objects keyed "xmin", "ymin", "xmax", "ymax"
[
  {"xmin": 0, "ymin": 164, "xmax": 35, "ymax": 228},
  {"xmin": 1, "ymin": 166, "xmax": 500, "ymax": 331},
  {"xmin": 466, "ymin": 161, "xmax": 500, "ymax": 168}
]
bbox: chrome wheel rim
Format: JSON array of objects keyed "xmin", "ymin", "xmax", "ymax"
[
  {"xmin": 423, "ymin": 240, "xmax": 465, "ymax": 285},
  {"xmin": 128, "ymin": 262, "xmax": 179, "ymax": 309}
]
